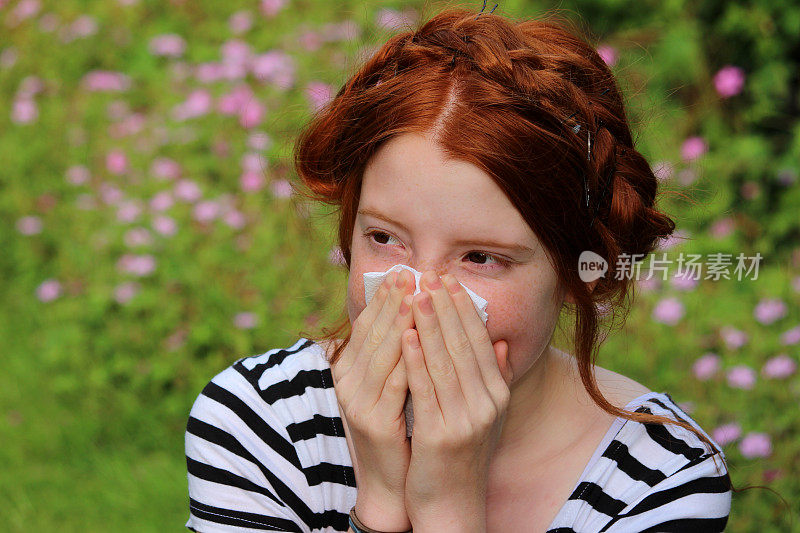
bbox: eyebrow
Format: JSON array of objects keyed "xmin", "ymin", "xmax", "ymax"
[{"xmin": 357, "ymin": 208, "xmax": 536, "ymax": 256}]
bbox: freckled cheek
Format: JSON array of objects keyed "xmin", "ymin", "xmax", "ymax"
[{"xmin": 484, "ymin": 289, "xmax": 559, "ymax": 367}]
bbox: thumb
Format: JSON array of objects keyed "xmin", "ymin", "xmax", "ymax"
[{"xmin": 493, "ymin": 340, "xmax": 513, "ymax": 386}]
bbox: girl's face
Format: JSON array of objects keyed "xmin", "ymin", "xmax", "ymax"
[{"xmin": 347, "ymin": 132, "xmax": 568, "ymax": 387}]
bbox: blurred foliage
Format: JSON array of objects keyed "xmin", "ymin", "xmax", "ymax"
[{"xmin": 0, "ymin": 0, "xmax": 798, "ymax": 531}]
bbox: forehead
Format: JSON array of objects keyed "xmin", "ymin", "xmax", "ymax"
[{"xmin": 359, "ymin": 133, "xmax": 537, "ymax": 243}]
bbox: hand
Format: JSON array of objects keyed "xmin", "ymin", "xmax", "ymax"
[
  {"xmin": 330, "ymin": 268, "xmax": 416, "ymax": 531},
  {"xmin": 402, "ymin": 271, "xmax": 514, "ymax": 529}
]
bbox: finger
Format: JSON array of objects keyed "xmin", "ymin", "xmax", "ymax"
[
  {"xmin": 349, "ymin": 270, "xmax": 405, "ymax": 380},
  {"xmin": 441, "ymin": 273, "xmax": 509, "ymax": 405},
  {"xmin": 424, "ymin": 272, "xmax": 489, "ymax": 415},
  {"xmin": 376, "ymin": 350, "xmax": 408, "ymax": 419},
  {"xmin": 360, "ymin": 289, "xmax": 415, "ymax": 409},
  {"xmin": 411, "ymin": 286, "xmax": 467, "ymax": 426},
  {"xmin": 335, "ymin": 270, "xmax": 396, "ymax": 376},
  {"xmin": 402, "ymin": 328, "xmax": 441, "ymax": 430}
]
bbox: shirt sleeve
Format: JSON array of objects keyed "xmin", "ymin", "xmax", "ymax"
[
  {"xmin": 599, "ymin": 451, "xmax": 732, "ymax": 532},
  {"xmin": 184, "ymin": 366, "xmax": 312, "ymax": 533}
]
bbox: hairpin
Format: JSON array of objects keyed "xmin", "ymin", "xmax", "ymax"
[
  {"xmin": 475, "ymin": 0, "xmax": 498, "ymax": 20},
  {"xmin": 566, "ymin": 87, "xmax": 613, "ymax": 228}
]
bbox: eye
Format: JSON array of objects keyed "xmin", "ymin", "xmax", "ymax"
[{"xmin": 363, "ymin": 230, "xmax": 513, "ymax": 270}]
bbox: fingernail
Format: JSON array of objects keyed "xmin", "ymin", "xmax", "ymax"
[
  {"xmin": 419, "ymin": 293, "xmax": 434, "ymax": 315},
  {"xmin": 399, "ymin": 296, "xmax": 410, "ymax": 315},
  {"xmin": 443, "ymin": 274, "xmax": 461, "ymax": 293},
  {"xmin": 424, "ymin": 271, "xmax": 441, "ymax": 290}
]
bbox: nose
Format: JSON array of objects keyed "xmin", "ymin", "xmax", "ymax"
[{"xmin": 405, "ymin": 263, "xmax": 448, "ymax": 289}]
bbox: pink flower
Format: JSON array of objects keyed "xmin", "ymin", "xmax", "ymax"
[
  {"xmin": 240, "ymin": 98, "xmax": 265, "ymax": 128},
  {"xmin": 260, "ymin": 0, "xmax": 287, "ymax": 17},
  {"xmin": 681, "ymin": 136, "xmax": 707, "ymax": 162},
  {"xmin": 596, "ymin": 45, "xmax": 617, "ymax": 67},
  {"xmin": 116, "ymin": 200, "xmax": 143, "ymax": 223},
  {"xmin": 152, "ymin": 215, "xmax": 177, "ymax": 236},
  {"xmin": 82, "ymin": 70, "xmax": 131, "ymax": 92},
  {"xmin": 761, "ymin": 354, "xmax": 796, "ymax": 379},
  {"xmin": 656, "ymin": 229, "xmax": 690, "ymax": 251},
  {"xmin": 100, "ymin": 183, "xmax": 124, "ymax": 205},
  {"xmin": 240, "ymin": 170, "xmax": 265, "ymax": 192},
  {"xmin": 753, "ymin": 298, "xmax": 787, "ymax": 325},
  {"xmin": 229, "ymin": 11, "xmax": 253, "ymax": 34},
  {"xmin": 36, "ymin": 279, "xmax": 61, "ymax": 302},
  {"xmin": 321, "ymin": 20, "xmax": 360, "ymax": 42},
  {"xmin": 233, "ymin": 312, "xmax": 258, "ymax": 329},
  {"xmin": 692, "ymin": 353, "xmax": 720, "ymax": 380},
  {"xmin": 149, "ymin": 191, "xmax": 174, "ymax": 212},
  {"xmin": 739, "ymin": 432, "xmax": 771, "ymax": 458},
  {"xmin": 677, "ymin": 168, "xmax": 697, "ymax": 186},
  {"xmin": 195, "ymin": 62, "xmax": 226, "ymax": 83},
  {"xmin": 149, "ymin": 34, "xmax": 186, "ymax": 58},
  {"xmin": 172, "ymin": 89, "xmax": 212, "ymax": 121},
  {"xmin": 241, "ymin": 152, "xmax": 267, "ymax": 173},
  {"xmin": 66, "ymin": 165, "xmax": 90, "ymax": 185},
  {"xmin": 712, "ymin": 423, "xmax": 741, "ymax": 446},
  {"xmin": 218, "ymin": 84, "xmax": 254, "ymax": 115},
  {"xmin": 709, "ymin": 217, "xmax": 735, "ymax": 239},
  {"xmin": 636, "ymin": 276, "xmax": 661, "ymax": 293},
  {"xmin": 720, "ymin": 326, "xmax": 748, "ymax": 350},
  {"xmin": 11, "ymin": 97, "xmax": 38, "ymax": 124},
  {"xmin": 16, "ymin": 215, "xmax": 42, "ymax": 235},
  {"xmin": 726, "ymin": 365, "xmax": 756, "ymax": 389},
  {"xmin": 124, "ymin": 227, "xmax": 152, "ymax": 247},
  {"xmin": 221, "ymin": 39, "xmax": 252, "ymax": 68},
  {"xmin": 714, "ymin": 65, "xmax": 745, "ymax": 98},
  {"xmin": 223, "ymin": 209, "xmax": 246, "ymax": 229},
  {"xmin": 193, "ymin": 200, "xmax": 220, "ymax": 223},
  {"xmin": 67, "ymin": 15, "xmax": 98, "ymax": 40},
  {"xmin": 252, "ymin": 51, "xmax": 295, "ymax": 89},
  {"xmin": 151, "ymin": 157, "xmax": 181, "ymax": 180},
  {"xmin": 780, "ymin": 325, "xmax": 800, "ymax": 345},
  {"xmin": 117, "ymin": 253, "xmax": 156, "ymax": 277},
  {"xmin": 376, "ymin": 8, "xmax": 416, "ymax": 30},
  {"xmin": 299, "ymin": 30, "xmax": 323, "ymax": 52},
  {"xmin": 114, "ymin": 281, "xmax": 140, "ymax": 304},
  {"xmin": 305, "ymin": 81, "xmax": 333, "ymax": 112},
  {"xmin": 9, "ymin": 0, "xmax": 41, "ymax": 26},
  {"xmin": 247, "ymin": 131, "xmax": 272, "ymax": 151},
  {"xmin": 670, "ymin": 270, "xmax": 699, "ymax": 291},
  {"xmin": 1, "ymin": 47, "xmax": 18, "ymax": 69},
  {"xmin": 270, "ymin": 179, "xmax": 293, "ymax": 198},
  {"xmin": 173, "ymin": 179, "xmax": 202, "ymax": 202},
  {"xmin": 329, "ymin": 246, "xmax": 345, "ymax": 266},
  {"xmin": 652, "ymin": 297, "xmax": 684, "ymax": 326},
  {"xmin": 105, "ymin": 149, "xmax": 128, "ymax": 175},
  {"xmin": 652, "ymin": 161, "xmax": 673, "ymax": 181}
]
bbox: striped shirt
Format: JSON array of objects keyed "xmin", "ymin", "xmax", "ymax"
[{"xmin": 185, "ymin": 337, "xmax": 732, "ymax": 532}]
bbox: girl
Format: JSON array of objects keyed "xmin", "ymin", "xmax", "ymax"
[{"xmin": 185, "ymin": 7, "xmax": 732, "ymax": 533}]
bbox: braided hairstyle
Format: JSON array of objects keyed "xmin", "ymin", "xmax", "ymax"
[{"xmin": 295, "ymin": 7, "xmax": 730, "ymax": 483}]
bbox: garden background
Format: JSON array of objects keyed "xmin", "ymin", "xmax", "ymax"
[{"xmin": 1, "ymin": 0, "xmax": 798, "ymax": 530}]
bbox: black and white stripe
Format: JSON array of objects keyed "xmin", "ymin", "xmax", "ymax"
[{"xmin": 185, "ymin": 338, "xmax": 731, "ymax": 532}]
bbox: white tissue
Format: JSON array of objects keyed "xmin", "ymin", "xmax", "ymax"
[{"xmin": 362, "ymin": 263, "xmax": 489, "ymax": 437}]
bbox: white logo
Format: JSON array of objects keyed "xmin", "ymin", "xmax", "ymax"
[{"xmin": 578, "ymin": 251, "xmax": 608, "ymax": 282}]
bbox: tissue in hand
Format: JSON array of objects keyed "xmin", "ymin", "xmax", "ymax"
[{"xmin": 362, "ymin": 264, "xmax": 489, "ymax": 437}]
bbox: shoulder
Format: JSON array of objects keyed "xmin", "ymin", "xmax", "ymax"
[
  {"xmin": 593, "ymin": 363, "xmax": 653, "ymax": 408},
  {"xmin": 596, "ymin": 393, "xmax": 732, "ymax": 532},
  {"xmin": 185, "ymin": 337, "xmax": 351, "ymax": 532}
]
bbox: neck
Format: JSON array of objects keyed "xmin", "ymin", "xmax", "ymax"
[{"xmin": 489, "ymin": 344, "xmax": 584, "ymax": 474}]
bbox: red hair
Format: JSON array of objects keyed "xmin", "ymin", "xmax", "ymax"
[{"xmin": 293, "ymin": 6, "xmax": 758, "ymax": 495}]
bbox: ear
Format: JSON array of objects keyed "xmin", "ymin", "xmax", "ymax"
[{"xmin": 565, "ymin": 279, "xmax": 599, "ymax": 305}]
